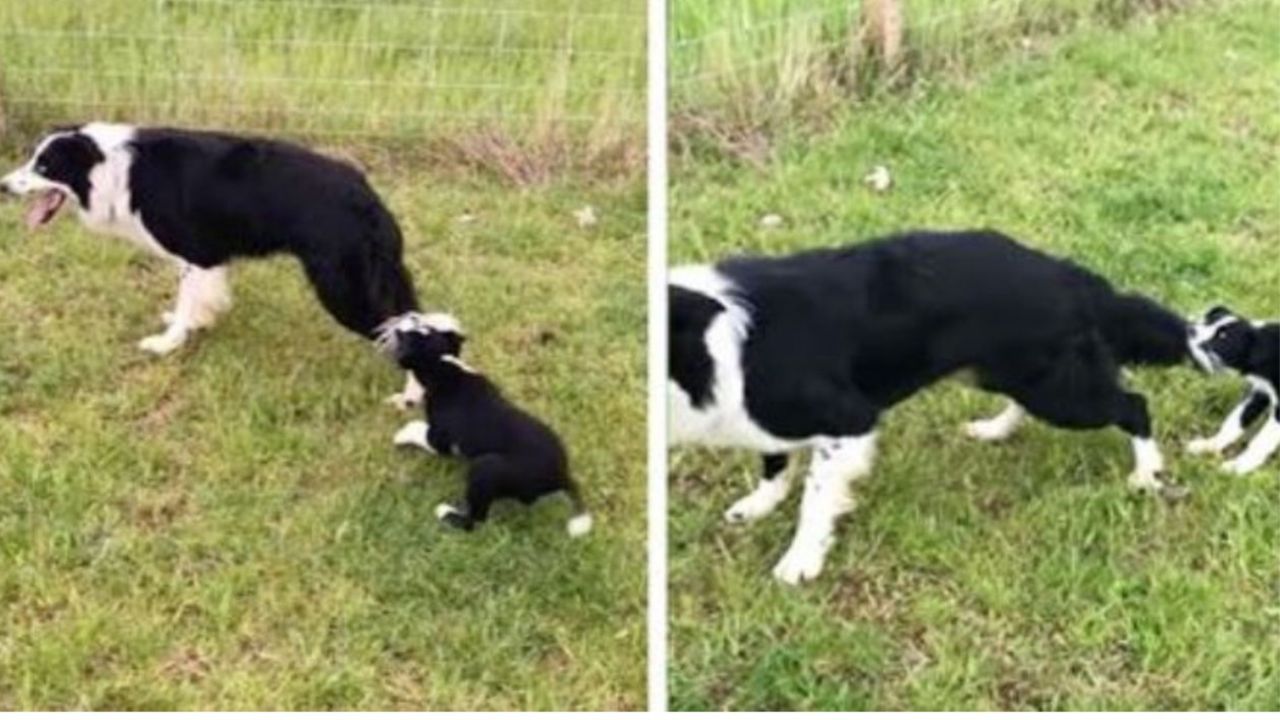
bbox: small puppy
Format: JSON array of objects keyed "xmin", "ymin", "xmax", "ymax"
[
  {"xmin": 1187, "ymin": 306, "xmax": 1279, "ymax": 475},
  {"xmin": 378, "ymin": 312, "xmax": 592, "ymax": 535}
]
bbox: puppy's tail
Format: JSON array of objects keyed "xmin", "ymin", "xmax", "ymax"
[
  {"xmin": 565, "ymin": 484, "xmax": 593, "ymax": 538},
  {"xmin": 1099, "ymin": 291, "xmax": 1190, "ymax": 367}
]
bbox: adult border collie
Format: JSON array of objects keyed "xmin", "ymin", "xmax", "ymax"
[
  {"xmin": 1, "ymin": 123, "xmax": 424, "ymax": 406},
  {"xmin": 1187, "ymin": 306, "xmax": 1279, "ymax": 474},
  {"xmin": 380, "ymin": 312, "xmax": 592, "ymax": 536},
  {"xmin": 669, "ymin": 229, "xmax": 1194, "ymax": 585}
]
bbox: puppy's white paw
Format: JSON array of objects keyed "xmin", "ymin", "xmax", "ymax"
[
  {"xmin": 964, "ymin": 419, "xmax": 1006, "ymax": 442},
  {"xmin": 386, "ymin": 392, "xmax": 421, "ymax": 411},
  {"xmin": 772, "ymin": 543, "xmax": 827, "ymax": 585},
  {"xmin": 138, "ymin": 331, "xmax": 186, "ymax": 356},
  {"xmin": 435, "ymin": 503, "xmax": 459, "ymax": 520},
  {"xmin": 724, "ymin": 486, "xmax": 786, "ymax": 524},
  {"xmin": 1186, "ymin": 437, "xmax": 1221, "ymax": 456},
  {"xmin": 393, "ymin": 420, "xmax": 433, "ymax": 452}
]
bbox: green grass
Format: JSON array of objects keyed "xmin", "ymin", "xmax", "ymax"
[
  {"xmin": 0, "ymin": 0, "xmax": 644, "ymax": 168},
  {"xmin": 671, "ymin": 0, "xmax": 1218, "ymax": 140},
  {"xmin": 0, "ymin": 167, "xmax": 647, "ymax": 709},
  {"xmin": 669, "ymin": 1, "xmax": 1280, "ymax": 710}
]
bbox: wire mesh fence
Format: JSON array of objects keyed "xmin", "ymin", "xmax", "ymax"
[{"xmin": 0, "ymin": 0, "xmax": 646, "ymax": 150}]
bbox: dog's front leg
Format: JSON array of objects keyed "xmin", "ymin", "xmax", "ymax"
[
  {"xmin": 387, "ymin": 372, "xmax": 425, "ymax": 410},
  {"xmin": 773, "ymin": 434, "xmax": 877, "ymax": 585},
  {"xmin": 724, "ymin": 453, "xmax": 792, "ymax": 523},
  {"xmin": 140, "ymin": 262, "xmax": 205, "ymax": 355},
  {"xmin": 1223, "ymin": 409, "xmax": 1280, "ymax": 475}
]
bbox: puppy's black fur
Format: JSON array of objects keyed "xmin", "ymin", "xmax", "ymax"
[{"xmin": 390, "ymin": 319, "xmax": 589, "ymax": 533}]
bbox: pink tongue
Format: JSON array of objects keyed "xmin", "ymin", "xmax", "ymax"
[{"xmin": 25, "ymin": 191, "xmax": 62, "ymax": 230}]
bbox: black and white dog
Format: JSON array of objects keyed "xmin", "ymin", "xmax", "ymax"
[
  {"xmin": 669, "ymin": 229, "xmax": 1195, "ymax": 584},
  {"xmin": 1, "ymin": 123, "xmax": 424, "ymax": 406},
  {"xmin": 380, "ymin": 312, "xmax": 592, "ymax": 536},
  {"xmin": 1186, "ymin": 307, "xmax": 1279, "ymax": 474}
]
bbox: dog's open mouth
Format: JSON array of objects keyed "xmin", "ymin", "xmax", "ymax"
[{"xmin": 25, "ymin": 189, "xmax": 67, "ymax": 230}]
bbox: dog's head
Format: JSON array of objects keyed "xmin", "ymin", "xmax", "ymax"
[
  {"xmin": 1188, "ymin": 305, "xmax": 1256, "ymax": 374},
  {"xmin": 375, "ymin": 312, "xmax": 466, "ymax": 369},
  {"xmin": 0, "ymin": 124, "xmax": 125, "ymax": 230}
]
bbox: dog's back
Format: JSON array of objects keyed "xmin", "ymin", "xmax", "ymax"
[{"xmin": 128, "ymin": 127, "xmax": 418, "ymax": 335}]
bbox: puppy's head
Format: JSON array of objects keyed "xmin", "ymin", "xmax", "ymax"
[
  {"xmin": 376, "ymin": 312, "xmax": 466, "ymax": 369},
  {"xmin": 1, "ymin": 126, "xmax": 106, "ymax": 230},
  {"xmin": 1188, "ymin": 305, "xmax": 1255, "ymax": 374}
]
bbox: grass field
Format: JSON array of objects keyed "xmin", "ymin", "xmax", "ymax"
[
  {"xmin": 0, "ymin": 0, "xmax": 645, "ymax": 710},
  {"xmin": 669, "ymin": 1, "xmax": 1279, "ymax": 710},
  {"xmin": 0, "ymin": 167, "xmax": 647, "ymax": 710},
  {"xmin": 0, "ymin": 0, "xmax": 644, "ymax": 175}
]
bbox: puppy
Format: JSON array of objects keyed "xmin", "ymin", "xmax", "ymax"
[
  {"xmin": 1187, "ymin": 306, "xmax": 1279, "ymax": 474},
  {"xmin": 670, "ymin": 229, "xmax": 1196, "ymax": 584},
  {"xmin": 0, "ymin": 123, "xmax": 424, "ymax": 407},
  {"xmin": 379, "ymin": 312, "xmax": 592, "ymax": 535}
]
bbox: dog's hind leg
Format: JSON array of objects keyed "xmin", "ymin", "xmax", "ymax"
[
  {"xmin": 724, "ymin": 453, "xmax": 793, "ymax": 524},
  {"xmin": 140, "ymin": 263, "xmax": 224, "ymax": 355},
  {"xmin": 1001, "ymin": 340, "xmax": 1186, "ymax": 499},
  {"xmin": 1223, "ymin": 406, "xmax": 1280, "ymax": 475},
  {"xmin": 773, "ymin": 433, "xmax": 878, "ymax": 585},
  {"xmin": 435, "ymin": 457, "xmax": 505, "ymax": 532},
  {"xmin": 964, "ymin": 401, "xmax": 1026, "ymax": 442}
]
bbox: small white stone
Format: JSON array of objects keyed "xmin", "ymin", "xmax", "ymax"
[
  {"xmin": 863, "ymin": 165, "xmax": 892, "ymax": 193},
  {"xmin": 760, "ymin": 213, "xmax": 783, "ymax": 228},
  {"xmin": 456, "ymin": 212, "xmax": 476, "ymax": 224},
  {"xmin": 573, "ymin": 206, "xmax": 598, "ymax": 227}
]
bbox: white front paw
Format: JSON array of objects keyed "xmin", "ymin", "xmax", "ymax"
[
  {"xmin": 1186, "ymin": 437, "xmax": 1221, "ymax": 456},
  {"xmin": 138, "ymin": 331, "xmax": 186, "ymax": 356},
  {"xmin": 772, "ymin": 542, "xmax": 828, "ymax": 585},
  {"xmin": 964, "ymin": 419, "xmax": 1007, "ymax": 442},
  {"xmin": 1221, "ymin": 457, "xmax": 1259, "ymax": 476},
  {"xmin": 724, "ymin": 488, "xmax": 784, "ymax": 524},
  {"xmin": 1126, "ymin": 469, "xmax": 1163, "ymax": 494},
  {"xmin": 393, "ymin": 420, "xmax": 433, "ymax": 452}
]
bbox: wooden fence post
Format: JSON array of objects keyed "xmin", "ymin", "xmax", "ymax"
[{"xmin": 862, "ymin": 0, "xmax": 904, "ymax": 73}]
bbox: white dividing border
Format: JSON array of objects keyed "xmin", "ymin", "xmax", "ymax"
[{"xmin": 645, "ymin": 0, "xmax": 668, "ymax": 710}]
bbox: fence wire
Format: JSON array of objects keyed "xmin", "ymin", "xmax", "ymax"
[{"xmin": 0, "ymin": 0, "xmax": 646, "ymax": 143}]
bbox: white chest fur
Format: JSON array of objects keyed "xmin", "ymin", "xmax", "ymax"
[{"xmin": 668, "ymin": 267, "xmax": 804, "ymax": 454}]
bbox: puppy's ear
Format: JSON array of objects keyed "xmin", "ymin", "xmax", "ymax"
[
  {"xmin": 441, "ymin": 330, "xmax": 465, "ymax": 357},
  {"xmin": 1205, "ymin": 305, "xmax": 1234, "ymax": 323}
]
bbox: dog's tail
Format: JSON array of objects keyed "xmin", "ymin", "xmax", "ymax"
[
  {"xmin": 564, "ymin": 484, "xmax": 593, "ymax": 538},
  {"xmin": 1099, "ymin": 291, "xmax": 1190, "ymax": 367}
]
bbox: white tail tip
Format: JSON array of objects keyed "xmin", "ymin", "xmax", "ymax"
[{"xmin": 567, "ymin": 513, "xmax": 593, "ymax": 537}]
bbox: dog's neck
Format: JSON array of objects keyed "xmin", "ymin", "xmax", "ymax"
[{"xmin": 403, "ymin": 354, "xmax": 478, "ymax": 393}]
